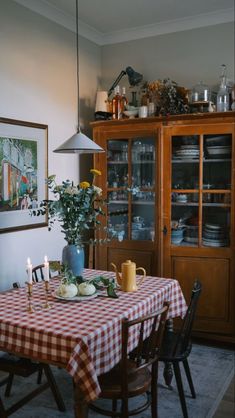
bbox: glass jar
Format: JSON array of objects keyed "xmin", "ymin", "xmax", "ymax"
[{"xmin": 191, "ymin": 81, "xmax": 210, "ymax": 102}]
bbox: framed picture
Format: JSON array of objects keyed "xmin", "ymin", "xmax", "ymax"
[{"xmin": 0, "ymin": 117, "xmax": 48, "ymax": 233}]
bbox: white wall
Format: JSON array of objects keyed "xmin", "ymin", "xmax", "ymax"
[
  {"xmin": 0, "ymin": 0, "xmax": 101, "ymax": 290},
  {"xmin": 101, "ymin": 22, "xmax": 234, "ymax": 101}
]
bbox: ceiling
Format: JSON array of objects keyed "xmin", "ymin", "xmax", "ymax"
[{"xmin": 14, "ymin": 0, "xmax": 234, "ymax": 45}]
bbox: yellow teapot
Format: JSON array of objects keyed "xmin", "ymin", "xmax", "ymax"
[{"xmin": 111, "ymin": 260, "xmax": 146, "ymax": 292}]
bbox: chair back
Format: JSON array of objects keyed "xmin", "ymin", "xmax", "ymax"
[
  {"xmin": 174, "ymin": 280, "xmax": 202, "ymax": 356},
  {"xmin": 32, "ymin": 261, "xmax": 61, "ymax": 282},
  {"xmin": 121, "ymin": 303, "xmax": 169, "ymax": 395}
]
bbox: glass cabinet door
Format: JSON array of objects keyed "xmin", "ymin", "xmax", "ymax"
[
  {"xmin": 107, "ymin": 137, "xmax": 156, "ymax": 242},
  {"xmin": 171, "ymin": 133, "xmax": 232, "ymax": 247}
]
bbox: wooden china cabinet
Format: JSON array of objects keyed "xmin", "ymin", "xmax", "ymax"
[{"xmin": 92, "ymin": 112, "xmax": 235, "ymax": 344}]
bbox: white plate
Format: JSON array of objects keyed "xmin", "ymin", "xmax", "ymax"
[{"xmin": 52, "ymin": 290, "xmax": 99, "ymax": 301}]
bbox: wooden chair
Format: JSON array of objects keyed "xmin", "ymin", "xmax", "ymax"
[
  {"xmin": 0, "ymin": 353, "xmax": 65, "ymax": 417},
  {"xmin": 89, "ymin": 303, "xmax": 169, "ymax": 418},
  {"xmin": 158, "ymin": 280, "xmax": 202, "ymax": 418},
  {"xmin": 32, "ymin": 260, "xmax": 61, "ymax": 282}
]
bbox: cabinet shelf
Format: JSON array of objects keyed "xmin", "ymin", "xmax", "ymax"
[
  {"xmin": 132, "ymin": 160, "xmax": 155, "ymax": 164},
  {"xmin": 107, "ymin": 160, "xmax": 128, "ymax": 164},
  {"xmin": 172, "ymin": 202, "xmax": 231, "ymax": 207},
  {"xmin": 108, "ymin": 200, "xmax": 154, "ymax": 205},
  {"xmin": 172, "ymin": 158, "xmax": 231, "ymax": 163}
]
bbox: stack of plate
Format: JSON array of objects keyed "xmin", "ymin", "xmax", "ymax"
[
  {"xmin": 184, "ymin": 226, "xmax": 198, "ymax": 244},
  {"xmin": 173, "ymin": 145, "xmax": 200, "ymax": 159},
  {"xmin": 202, "ymin": 223, "xmax": 229, "ymax": 247},
  {"xmin": 206, "ymin": 145, "xmax": 231, "ymax": 158}
]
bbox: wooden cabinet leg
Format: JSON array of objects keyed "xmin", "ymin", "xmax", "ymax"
[
  {"xmin": 73, "ymin": 380, "xmax": 89, "ymax": 418},
  {"xmin": 163, "ymin": 318, "xmax": 174, "ymax": 388}
]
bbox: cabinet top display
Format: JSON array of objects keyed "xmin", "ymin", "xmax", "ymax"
[{"xmin": 91, "ymin": 111, "xmax": 235, "ymax": 129}]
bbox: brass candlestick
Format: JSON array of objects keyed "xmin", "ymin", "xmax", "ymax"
[
  {"xmin": 43, "ymin": 281, "xmax": 52, "ymax": 309},
  {"xmin": 26, "ymin": 282, "xmax": 34, "ymax": 312}
]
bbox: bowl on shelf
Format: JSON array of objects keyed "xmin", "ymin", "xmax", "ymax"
[{"xmin": 123, "ymin": 109, "xmax": 138, "ymax": 119}]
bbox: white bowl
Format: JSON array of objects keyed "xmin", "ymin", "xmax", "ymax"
[{"xmin": 123, "ymin": 110, "xmax": 138, "ymax": 118}]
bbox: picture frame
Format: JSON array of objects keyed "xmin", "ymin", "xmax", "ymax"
[{"xmin": 0, "ymin": 117, "xmax": 48, "ymax": 233}]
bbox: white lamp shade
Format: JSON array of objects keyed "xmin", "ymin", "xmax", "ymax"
[
  {"xmin": 95, "ymin": 91, "xmax": 108, "ymax": 113},
  {"xmin": 53, "ymin": 131, "xmax": 104, "ymax": 154}
]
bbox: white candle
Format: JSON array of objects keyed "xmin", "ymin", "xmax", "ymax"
[
  {"xmin": 27, "ymin": 257, "xmax": 33, "ymax": 284},
  {"xmin": 44, "ymin": 255, "xmax": 50, "ymax": 282}
]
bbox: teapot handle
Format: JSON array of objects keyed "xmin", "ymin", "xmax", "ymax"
[{"xmin": 136, "ymin": 267, "xmax": 146, "ymax": 287}]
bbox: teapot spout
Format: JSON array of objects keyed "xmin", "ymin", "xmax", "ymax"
[{"xmin": 110, "ymin": 262, "xmax": 122, "ymax": 286}]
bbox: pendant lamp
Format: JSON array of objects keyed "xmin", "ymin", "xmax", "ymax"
[{"xmin": 54, "ymin": 0, "xmax": 104, "ymax": 154}]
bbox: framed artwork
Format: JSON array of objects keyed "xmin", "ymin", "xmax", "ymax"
[{"xmin": 0, "ymin": 117, "xmax": 48, "ymax": 233}]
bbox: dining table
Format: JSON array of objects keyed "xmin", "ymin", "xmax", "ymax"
[{"xmin": 0, "ymin": 268, "xmax": 187, "ymax": 417}]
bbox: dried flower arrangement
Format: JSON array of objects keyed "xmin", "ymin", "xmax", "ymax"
[{"xmin": 145, "ymin": 78, "xmax": 190, "ymax": 116}]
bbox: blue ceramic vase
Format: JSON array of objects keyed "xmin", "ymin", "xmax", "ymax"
[{"xmin": 62, "ymin": 244, "xmax": 84, "ymax": 276}]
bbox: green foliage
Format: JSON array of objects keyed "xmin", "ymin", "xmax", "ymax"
[
  {"xmin": 81, "ymin": 275, "xmax": 119, "ymax": 298},
  {"xmin": 59, "ymin": 266, "xmax": 118, "ymax": 298},
  {"xmin": 30, "ymin": 170, "xmax": 107, "ymax": 247}
]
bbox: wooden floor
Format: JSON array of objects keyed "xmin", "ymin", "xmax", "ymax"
[{"xmin": 213, "ymin": 376, "xmax": 234, "ymax": 418}]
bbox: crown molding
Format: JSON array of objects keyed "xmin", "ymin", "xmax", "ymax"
[
  {"xmin": 13, "ymin": 0, "xmax": 102, "ymax": 44},
  {"xmin": 102, "ymin": 8, "xmax": 235, "ymax": 45},
  {"xmin": 13, "ymin": 1, "xmax": 234, "ymax": 46}
]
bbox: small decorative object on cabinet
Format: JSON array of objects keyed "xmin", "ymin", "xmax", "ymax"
[{"xmin": 92, "ymin": 111, "xmax": 235, "ymax": 344}]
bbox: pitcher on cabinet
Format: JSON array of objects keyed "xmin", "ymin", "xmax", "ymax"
[{"xmin": 111, "ymin": 260, "xmax": 146, "ymax": 292}]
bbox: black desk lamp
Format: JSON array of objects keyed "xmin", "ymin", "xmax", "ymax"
[{"xmin": 108, "ymin": 66, "xmax": 143, "ymax": 97}]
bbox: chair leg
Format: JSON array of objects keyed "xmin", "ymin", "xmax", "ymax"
[
  {"xmin": 183, "ymin": 359, "xmax": 196, "ymax": 399},
  {"xmin": 151, "ymin": 363, "xmax": 158, "ymax": 418},
  {"xmin": 5, "ymin": 373, "xmax": 14, "ymax": 397},
  {"xmin": 42, "ymin": 364, "xmax": 66, "ymax": 412},
  {"xmin": 112, "ymin": 399, "xmax": 117, "ymax": 412},
  {"xmin": 0, "ymin": 395, "xmax": 7, "ymax": 418},
  {"xmin": 37, "ymin": 367, "xmax": 43, "ymax": 384},
  {"xmin": 121, "ymin": 398, "xmax": 128, "ymax": 418},
  {"xmin": 173, "ymin": 362, "xmax": 189, "ymax": 418}
]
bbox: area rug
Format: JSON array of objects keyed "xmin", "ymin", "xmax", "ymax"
[{"xmin": 0, "ymin": 344, "xmax": 234, "ymax": 418}]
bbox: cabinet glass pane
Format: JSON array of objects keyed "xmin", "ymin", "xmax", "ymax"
[
  {"xmin": 172, "ymin": 136, "xmax": 200, "ymax": 189},
  {"xmin": 203, "ymin": 134, "xmax": 232, "ymax": 189},
  {"xmin": 131, "ymin": 192, "xmax": 155, "ymax": 241},
  {"xmin": 202, "ymin": 207, "xmax": 230, "ymax": 247},
  {"xmin": 131, "ymin": 139, "xmax": 155, "ymax": 187},
  {"xmin": 107, "ymin": 136, "xmax": 156, "ymax": 242},
  {"xmin": 171, "ymin": 196, "xmax": 199, "ymax": 246},
  {"xmin": 107, "ymin": 191, "xmax": 128, "ymax": 242},
  {"xmin": 107, "ymin": 140, "xmax": 128, "ymax": 188}
]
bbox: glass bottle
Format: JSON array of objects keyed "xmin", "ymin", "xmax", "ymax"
[
  {"xmin": 129, "ymin": 91, "xmax": 138, "ymax": 107},
  {"xmin": 216, "ymin": 65, "xmax": 229, "ymax": 112},
  {"xmin": 121, "ymin": 87, "xmax": 128, "ymax": 116},
  {"xmin": 112, "ymin": 86, "xmax": 122, "ymax": 119}
]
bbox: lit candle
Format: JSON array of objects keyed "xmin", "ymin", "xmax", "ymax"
[
  {"xmin": 44, "ymin": 255, "xmax": 50, "ymax": 282},
  {"xmin": 26, "ymin": 257, "xmax": 33, "ymax": 284}
]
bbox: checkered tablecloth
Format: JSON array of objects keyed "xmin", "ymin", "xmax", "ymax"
[{"xmin": 0, "ymin": 269, "xmax": 187, "ymax": 402}]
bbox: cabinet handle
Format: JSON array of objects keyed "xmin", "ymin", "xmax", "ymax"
[{"xmin": 163, "ymin": 226, "xmax": 168, "ymax": 235}]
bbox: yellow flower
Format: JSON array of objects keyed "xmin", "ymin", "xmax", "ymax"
[
  {"xmin": 79, "ymin": 181, "xmax": 90, "ymax": 189},
  {"xmin": 90, "ymin": 169, "xmax": 101, "ymax": 176}
]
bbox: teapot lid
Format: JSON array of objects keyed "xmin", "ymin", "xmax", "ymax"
[{"xmin": 123, "ymin": 259, "xmax": 135, "ymax": 265}]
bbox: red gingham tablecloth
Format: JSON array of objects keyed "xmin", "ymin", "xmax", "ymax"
[{"xmin": 0, "ymin": 269, "xmax": 187, "ymax": 402}]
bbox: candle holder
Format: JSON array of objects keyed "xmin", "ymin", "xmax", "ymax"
[
  {"xmin": 43, "ymin": 281, "xmax": 52, "ymax": 309},
  {"xmin": 26, "ymin": 282, "xmax": 34, "ymax": 313}
]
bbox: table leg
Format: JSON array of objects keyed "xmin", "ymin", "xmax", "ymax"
[
  {"xmin": 73, "ymin": 380, "xmax": 89, "ymax": 418},
  {"xmin": 163, "ymin": 318, "xmax": 174, "ymax": 388}
]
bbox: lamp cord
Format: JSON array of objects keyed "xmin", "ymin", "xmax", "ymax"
[{"xmin": 76, "ymin": 0, "xmax": 80, "ymax": 133}]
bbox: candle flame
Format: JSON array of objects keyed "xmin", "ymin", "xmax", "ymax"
[
  {"xmin": 27, "ymin": 257, "xmax": 31, "ymax": 265},
  {"xmin": 44, "ymin": 255, "xmax": 48, "ymax": 263}
]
